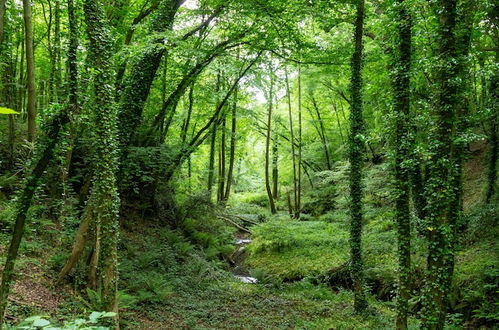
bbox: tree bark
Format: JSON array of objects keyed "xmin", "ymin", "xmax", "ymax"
[
  {"xmin": 224, "ymin": 87, "xmax": 237, "ymax": 201},
  {"xmin": 421, "ymin": 0, "xmax": 460, "ymax": 327},
  {"xmin": 217, "ymin": 117, "xmax": 226, "ymax": 202},
  {"xmin": 348, "ymin": 0, "xmax": 367, "ymax": 313},
  {"xmin": 296, "ymin": 65, "xmax": 302, "ymax": 219},
  {"xmin": 392, "ymin": 0, "xmax": 412, "ymax": 327},
  {"xmin": 284, "ymin": 66, "xmax": 298, "ymax": 218},
  {"xmin": 22, "ymin": 0, "xmax": 36, "ymax": 142},
  {"xmin": 265, "ymin": 63, "xmax": 277, "ymax": 214},
  {"xmin": 83, "ymin": 0, "xmax": 121, "ymax": 318}
]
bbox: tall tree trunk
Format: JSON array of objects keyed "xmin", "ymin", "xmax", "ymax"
[
  {"xmin": 485, "ymin": 51, "xmax": 498, "ymax": 203},
  {"xmin": 83, "ymin": 0, "xmax": 121, "ymax": 318},
  {"xmin": 284, "ymin": 66, "xmax": 298, "ymax": 217},
  {"xmin": 272, "ymin": 118, "xmax": 279, "ymax": 199},
  {"xmin": 1, "ymin": 0, "xmax": 16, "ymax": 169},
  {"xmin": 0, "ymin": 110, "xmax": 69, "ymax": 327},
  {"xmin": 348, "ymin": 0, "xmax": 367, "ymax": 313},
  {"xmin": 0, "ymin": 0, "xmax": 5, "ymax": 45},
  {"xmin": 421, "ymin": 0, "xmax": 460, "ymax": 327},
  {"xmin": 180, "ymin": 82, "xmax": 194, "ymax": 144},
  {"xmin": 265, "ymin": 63, "xmax": 277, "ymax": 214},
  {"xmin": 207, "ymin": 74, "xmax": 221, "ymax": 198},
  {"xmin": 53, "ymin": 0, "xmax": 61, "ymax": 102},
  {"xmin": 224, "ymin": 87, "xmax": 237, "ymax": 201},
  {"xmin": 22, "ymin": 0, "xmax": 36, "ymax": 142},
  {"xmin": 217, "ymin": 117, "xmax": 226, "ymax": 202},
  {"xmin": 296, "ymin": 65, "xmax": 302, "ymax": 219},
  {"xmin": 159, "ymin": 56, "xmax": 168, "ymax": 141},
  {"xmin": 392, "ymin": 0, "xmax": 412, "ymax": 327}
]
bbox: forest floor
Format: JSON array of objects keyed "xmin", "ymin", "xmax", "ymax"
[{"xmin": 0, "ymin": 147, "xmax": 497, "ymax": 329}]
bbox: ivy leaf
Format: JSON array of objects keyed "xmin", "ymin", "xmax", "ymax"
[{"xmin": 0, "ymin": 107, "xmax": 19, "ymax": 114}]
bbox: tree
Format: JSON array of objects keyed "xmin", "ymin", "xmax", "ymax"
[
  {"xmin": 82, "ymin": 0, "xmax": 121, "ymax": 316},
  {"xmin": 421, "ymin": 0, "xmax": 461, "ymax": 327},
  {"xmin": 22, "ymin": 0, "xmax": 36, "ymax": 141},
  {"xmin": 265, "ymin": 61, "xmax": 277, "ymax": 214},
  {"xmin": 392, "ymin": 0, "xmax": 412, "ymax": 327},
  {"xmin": 348, "ymin": 0, "xmax": 367, "ymax": 313}
]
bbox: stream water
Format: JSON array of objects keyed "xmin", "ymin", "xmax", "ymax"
[{"xmin": 231, "ymin": 235, "xmax": 257, "ymax": 284}]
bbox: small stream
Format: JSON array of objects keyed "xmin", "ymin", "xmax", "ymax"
[{"xmin": 230, "ymin": 234, "xmax": 258, "ymax": 284}]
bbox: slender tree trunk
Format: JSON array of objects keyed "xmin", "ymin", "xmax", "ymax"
[
  {"xmin": 22, "ymin": 0, "xmax": 36, "ymax": 142},
  {"xmin": 265, "ymin": 64, "xmax": 277, "ymax": 214},
  {"xmin": 296, "ymin": 65, "xmax": 302, "ymax": 219},
  {"xmin": 284, "ymin": 66, "xmax": 298, "ymax": 217},
  {"xmin": 207, "ymin": 74, "xmax": 221, "ymax": 198},
  {"xmin": 393, "ymin": 0, "xmax": 412, "ymax": 327},
  {"xmin": 53, "ymin": 0, "xmax": 61, "ymax": 102},
  {"xmin": 159, "ymin": 57, "xmax": 168, "ymax": 141},
  {"xmin": 348, "ymin": 0, "xmax": 367, "ymax": 313},
  {"xmin": 217, "ymin": 118, "xmax": 226, "ymax": 202},
  {"xmin": 0, "ymin": 0, "xmax": 5, "ymax": 46},
  {"xmin": 180, "ymin": 83, "xmax": 194, "ymax": 144},
  {"xmin": 272, "ymin": 118, "xmax": 279, "ymax": 199},
  {"xmin": 224, "ymin": 87, "xmax": 237, "ymax": 201}
]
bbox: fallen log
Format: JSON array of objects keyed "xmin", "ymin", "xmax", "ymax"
[{"xmin": 217, "ymin": 216, "xmax": 251, "ymax": 233}]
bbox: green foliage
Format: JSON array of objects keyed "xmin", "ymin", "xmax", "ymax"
[
  {"xmin": 247, "ymin": 220, "xmax": 349, "ymax": 280},
  {"xmin": 9, "ymin": 312, "xmax": 115, "ymax": 329},
  {"xmin": 0, "ymin": 107, "xmax": 18, "ymax": 115},
  {"xmin": 301, "ymin": 171, "xmax": 337, "ymax": 216}
]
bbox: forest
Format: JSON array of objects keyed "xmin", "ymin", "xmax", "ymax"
[{"xmin": 0, "ymin": 0, "xmax": 497, "ymax": 328}]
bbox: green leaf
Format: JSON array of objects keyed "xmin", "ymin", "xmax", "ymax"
[
  {"xmin": 32, "ymin": 318, "xmax": 51, "ymax": 327},
  {"xmin": 102, "ymin": 312, "xmax": 116, "ymax": 318},
  {"xmin": 0, "ymin": 107, "xmax": 19, "ymax": 114}
]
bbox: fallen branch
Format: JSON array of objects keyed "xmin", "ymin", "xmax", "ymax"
[{"xmin": 217, "ymin": 216, "xmax": 251, "ymax": 233}]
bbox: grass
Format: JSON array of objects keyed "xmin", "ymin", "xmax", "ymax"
[{"xmin": 247, "ymin": 220, "xmax": 349, "ymax": 281}]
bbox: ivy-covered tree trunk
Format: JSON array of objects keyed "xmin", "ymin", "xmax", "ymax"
[
  {"xmin": 421, "ymin": 0, "xmax": 460, "ymax": 327},
  {"xmin": 83, "ymin": 0, "xmax": 121, "ymax": 316},
  {"xmin": 348, "ymin": 0, "xmax": 367, "ymax": 313},
  {"xmin": 392, "ymin": 0, "xmax": 412, "ymax": 327},
  {"xmin": 0, "ymin": 110, "xmax": 69, "ymax": 327}
]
